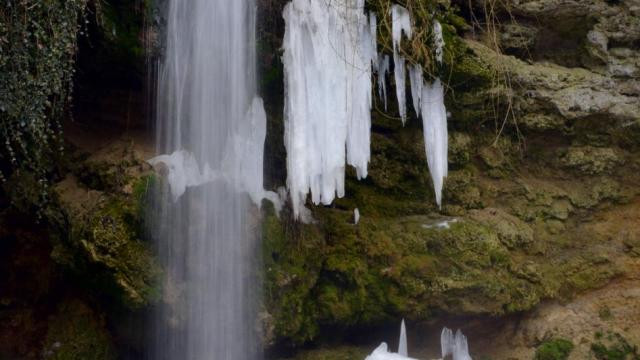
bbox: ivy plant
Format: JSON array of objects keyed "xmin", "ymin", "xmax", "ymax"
[{"xmin": 0, "ymin": 0, "xmax": 87, "ymax": 205}]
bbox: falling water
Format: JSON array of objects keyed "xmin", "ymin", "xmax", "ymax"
[{"xmin": 149, "ymin": 0, "xmax": 263, "ymax": 359}]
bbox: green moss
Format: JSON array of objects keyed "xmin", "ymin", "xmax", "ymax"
[
  {"xmin": 598, "ymin": 306, "xmax": 613, "ymax": 321},
  {"xmin": 443, "ymin": 169, "xmax": 483, "ymax": 209},
  {"xmin": 534, "ymin": 338, "xmax": 574, "ymax": 360},
  {"xmin": 448, "ymin": 132, "xmax": 474, "ymax": 167},
  {"xmin": 264, "ymin": 206, "xmax": 559, "ymax": 344},
  {"xmin": 559, "ymin": 146, "xmax": 621, "ymax": 175},
  {"xmin": 447, "ymin": 43, "xmax": 494, "ymax": 91},
  {"xmin": 77, "ymin": 200, "xmax": 161, "ymax": 308},
  {"xmin": 591, "ymin": 332, "xmax": 640, "ymax": 360},
  {"xmin": 74, "ymin": 160, "xmax": 127, "ymax": 192},
  {"xmin": 53, "ymin": 170, "xmax": 161, "ymax": 309},
  {"xmin": 41, "ymin": 300, "xmax": 116, "ymax": 360}
]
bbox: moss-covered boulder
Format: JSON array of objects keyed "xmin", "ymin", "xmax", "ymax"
[{"xmin": 53, "ymin": 139, "xmax": 161, "ymax": 309}]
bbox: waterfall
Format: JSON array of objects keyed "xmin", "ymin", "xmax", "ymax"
[{"xmin": 149, "ymin": 0, "xmax": 264, "ymax": 359}]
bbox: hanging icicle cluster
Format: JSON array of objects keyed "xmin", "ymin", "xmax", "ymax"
[
  {"xmin": 281, "ymin": 1, "xmax": 449, "ymax": 220},
  {"xmin": 282, "ymin": 0, "xmax": 377, "ymax": 219},
  {"xmin": 409, "ymin": 19, "xmax": 448, "ymax": 208}
]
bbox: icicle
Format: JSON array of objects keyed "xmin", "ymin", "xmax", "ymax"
[
  {"xmin": 391, "ymin": 5, "xmax": 412, "ymax": 124},
  {"xmin": 433, "ymin": 20, "xmax": 444, "ymax": 64},
  {"xmin": 370, "ymin": 13, "xmax": 379, "ymax": 72},
  {"xmin": 282, "ymin": 0, "xmax": 376, "ymax": 220},
  {"xmin": 378, "ymin": 55, "xmax": 390, "ymax": 110},
  {"xmin": 408, "ymin": 65, "xmax": 423, "ymax": 117},
  {"xmin": 398, "ymin": 319, "xmax": 407, "ymax": 356},
  {"xmin": 354, "ymin": 208, "xmax": 360, "ymax": 225},
  {"xmin": 391, "ymin": 5, "xmax": 412, "ymax": 50},
  {"xmin": 420, "ymin": 79, "xmax": 448, "ymax": 208}
]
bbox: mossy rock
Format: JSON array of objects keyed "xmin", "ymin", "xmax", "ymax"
[
  {"xmin": 448, "ymin": 132, "xmax": 474, "ymax": 168},
  {"xmin": 534, "ymin": 338, "xmax": 574, "ymax": 360},
  {"xmin": 558, "ymin": 146, "xmax": 622, "ymax": 175},
  {"xmin": 76, "ymin": 176, "xmax": 160, "ymax": 309},
  {"xmin": 591, "ymin": 332, "xmax": 640, "ymax": 360},
  {"xmin": 54, "ymin": 168, "xmax": 161, "ymax": 309},
  {"xmin": 443, "ymin": 169, "xmax": 483, "ymax": 210},
  {"xmin": 263, "ymin": 206, "xmax": 558, "ymax": 344},
  {"xmin": 41, "ymin": 300, "xmax": 116, "ymax": 360}
]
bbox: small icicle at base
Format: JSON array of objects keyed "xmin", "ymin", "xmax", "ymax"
[
  {"xmin": 365, "ymin": 320, "xmax": 417, "ymax": 360},
  {"xmin": 441, "ymin": 327, "xmax": 473, "ymax": 360},
  {"xmin": 398, "ymin": 319, "xmax": 407, "ymax": 356}
]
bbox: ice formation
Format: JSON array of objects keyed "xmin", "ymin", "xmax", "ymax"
[
  {"xmin": 365, "ymin": 320, "xmax": 416, "ymax": 360},
  {"xmin": 398, "ymin": 319, "xmax": 408, "ymax": 356},
  {"xmin": 282, "ymin": 0, "xmax": 377, "ymax": 219},
  {"xmin": 400, "ymin": 17, "xmax": 448, "ymax": 208},
  {"xmin": 441, "ymin": 328, "xmax": 473, "ymax": 360},
  {"xmin": 365, "ymin": 343, "xmax": 417, "ymax": 360},
  {"xmin": 388, "ymin": 8, "xmax": 449, "ymax": 207},
  {"xmin": 148, "ymin": 150, "xmax": 220, "ymax": 202},
  {"xmin": 226, "ymin": 96, "xmax": 282, "ymax": 211},
  {"xmin": 377, "ymin": 55, "xmax": 390, "ymax": 110},
  {"xmin": 391, "ymin": 4, "xmax": 412, "ymax": 124},
  {"xmin": 409, "ymin": 65, "xmax": 423, "ymax": 116},
  {"xmin": 148, "ymin": 98, "xmax": 281, "ymax": 211},
  {"xmin": 366, "ymin": 322, "xmax": 473, "ymax": 360},
  {"xmin": 281, "ymin": 1, "xmax": 449, "ymax": 215},
  {"xmin": 419, "ymin": 79, "xmax": 448, "ymax": 207}
]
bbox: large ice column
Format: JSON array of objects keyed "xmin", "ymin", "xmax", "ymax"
[
  {"xmin": 282, "ymin": 0, "xmax": 377, "ymax": 219},
  {"xmin": 391, "ymin": 4, "xmax": 412, "ymax": 124}
]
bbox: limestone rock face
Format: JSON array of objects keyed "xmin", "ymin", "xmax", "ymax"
[{"xmin": 260, "ymin": 0, "xmax": 640, "ymax": 349}]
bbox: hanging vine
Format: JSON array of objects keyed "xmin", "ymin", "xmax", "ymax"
[{"xmin": 0, "ymin": 0, "xmax": 88, "ymax": 207}]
